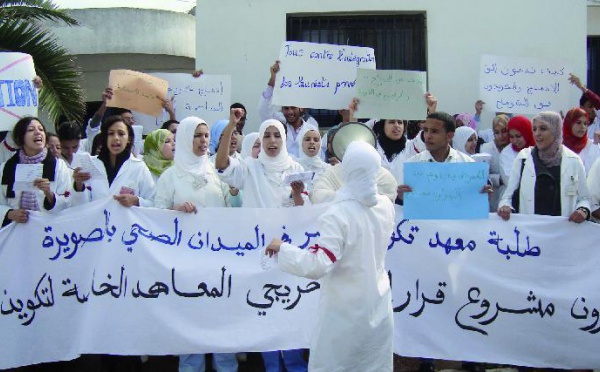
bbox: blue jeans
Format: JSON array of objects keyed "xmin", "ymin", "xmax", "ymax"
[
  {"xmin": 261, "ymin": 349, "xmax": 308, "ymax": 372},
  {"xmin": 179, "ymin": 353, "xmax": 238, "ymax": 372}
]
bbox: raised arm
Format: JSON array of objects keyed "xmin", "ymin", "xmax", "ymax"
[{"xmin": 215, "ymin": 108, "xmax": 245, "ymax": 170}]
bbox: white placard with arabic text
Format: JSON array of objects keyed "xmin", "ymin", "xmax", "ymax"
[
  {"xmin": 133, "ymin": 73, "xmax": 231, "ymax": 134},
  {"xmin": 479, "ymin": 54, "xmax": 570, "ymax": 114}
]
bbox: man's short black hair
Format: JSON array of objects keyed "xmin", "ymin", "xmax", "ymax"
[
  {"xmin": 57, "ymin": 121, "xmax": 83, "ymax": 141},
  {"xmin": 426, "ymin": 111, "xmax": 456, "ymax": 133},
  {"xmin": 230, "ymin": 102, "xmax": 246, "ymax": 113}
]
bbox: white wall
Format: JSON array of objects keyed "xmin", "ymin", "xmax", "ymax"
[
  {"xmin": 588, "ymin": 5, "xmax": 600, "ymax": 35},
  {"xmin": 197, "ymin": 0, "xmax": 587, "ymax": 131}
]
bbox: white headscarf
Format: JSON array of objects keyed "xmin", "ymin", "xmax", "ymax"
[
  {"xmin": 453, "ymin": 126, "xmax": 477, "ymax": 156},
  {"xmin": 334, "ymin": 141, "xmax": 381, "ymax": 207},
  {"xmin": 241, "ymin": 132, "xmax": 259, "ymax": 159},
  {"xmin": 258, "ymin": 119, "xmax": 295, "ymax": 175},
  {"xmin": 297, "ymin": 125, "xmax": 329, "ymax": 172},
  {"xmin": 175, "ymin": 116, "xmax": 210, "ymax": 177}
]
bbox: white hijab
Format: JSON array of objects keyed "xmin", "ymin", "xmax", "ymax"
[
  {"xmin": 453, "ymin": 126, "xmax": 477, "ymax": 156},
  {"xmin": 258, "ymin": 119, "xmax": 295, "ymax": 180},
  {"xmin": 334, "ymin": 141, "xmax": 381, "ymax": 207},
  {"xmin": 175, "ymin": 116, "xmax": 210, "ymax": 177},
  {"xmin": 297, "ymin": 125, "xmax": 329, "ymax": 172},
  {"xmin": 241, "ymin": 132, "xmax": 259, "ymax": 159}
]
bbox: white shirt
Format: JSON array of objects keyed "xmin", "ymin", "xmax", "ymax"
[
  {"xmin": 311, "ymin": 165, "xmax": 397, "ymax": 204},
  {"xmin": 218, "ymin": 156, "xmax": 307, "ymax": 208},
  {"xmin": 154, "ymin": 163, "xmax": 238, "ymax": 209},
  {"xmin": 577, "ymin": 141, "xmax": 600, "ymax": 175},
  {"xmin": 72, "ymin": 155, "xmax": 156, "ymax": 207},
  {"xmin": 586, "ymin": 157, "xmax": 600, "ymax": 222},
  {"xmin": 0, "ymin": 156, "xmax": 73, "ymax": 219}
]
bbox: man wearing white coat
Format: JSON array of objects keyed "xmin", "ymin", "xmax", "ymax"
[{"xmin": 265, "ymin": 141, "xmax": 395, "ymax": 372}]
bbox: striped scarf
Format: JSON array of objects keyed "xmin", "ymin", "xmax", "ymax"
[{"xmin": 18, "ymin": 148, "xmax": 47, "ymax": 211}]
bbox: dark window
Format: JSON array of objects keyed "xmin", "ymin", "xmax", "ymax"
[
  {"xmin": 287, "ymin": 13, "xmax": 427, "ymax": 127},
  {"xmin": 588, "ymin": 36, "xmax": 600, "ymax": 93}
]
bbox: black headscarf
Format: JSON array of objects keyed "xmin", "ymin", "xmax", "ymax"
[{"xmin": 373, "ymin": 120, "xmax": 407, "ymax": 162}]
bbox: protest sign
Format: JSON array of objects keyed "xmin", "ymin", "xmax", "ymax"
[
  {"xmin": 403, "ymin": 162, "xmax": 489, "ymax": 219},
  {"xmin": 108, "ymin": 70, "xmax": 168, "ymax": 117},
  {"xmin": 355, "ymin": 69, "xmax": 427, "ymax": 119},
  {"xmin": 272, "ymin": 41, "xmax": 376, "ymax": 110},
  {"xmin": 133, "ymin": 73, "xmax": 232, "ymax": 134},
  {"xmin": 0, "ymin": 53, "xmax": 38, "ymax": 129},
  {"xmin": 479, "ymin": 55, "xmax": 570, "ymax": 114}
]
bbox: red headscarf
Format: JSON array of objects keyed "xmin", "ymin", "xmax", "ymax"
[
  {"xmin": 562, "ymin": 108, "xmax": 589, "ymax": 154},
  {"xmin": 507, "ymin": 116, "xmax": 535, "ymax": 151}
]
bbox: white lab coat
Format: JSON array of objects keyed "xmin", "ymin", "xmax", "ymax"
[
  {"xmin": 577, "ymin": 141, "xmax": 600, "ymax": 175},
  {"xmin": 375, "ymin": 142, "xmax": 409, "ymax": 184},
  {"xmin": 311, "ymin": 165, "xmax": 397, "ymax": 204},
  {"xmin": 499, "ymin": 145, "xmax": 521, "ymax": 185},
  {"xmin": 277, "ymin": 195, "xmax": 395, "ymax": 372},
  {"xmin": 154, "ymin": 163, "xmax": 240, "ymax": 209},
  {"xmin": 72, "ymin": 155, "xmax": 155, "ymax": 207},
  {"xmin": 586, "ymin": 157, "xmax": 600, "ymax": 222},
  {"xmin": 218, "ymin": 156, "xmax": 307, "ymax": 208},
  {"xmin": 480, "ymin": 141, "xmax": 507, "ymax": 211},
  {"xmin": 499, "ymin": 146, "xmax": 590, "ymax": 216},
  {"xmin": 0, "ymin": 155, "xmax": 73, "ymax": 219}
]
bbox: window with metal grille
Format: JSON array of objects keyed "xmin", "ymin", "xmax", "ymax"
[
  {"xmin": 286, "ymin": 13, "xmax": 427, "ymax": 127},
  {"xmin": 588, "ymin": 36, "xmax": 600, "ymax": 93}
]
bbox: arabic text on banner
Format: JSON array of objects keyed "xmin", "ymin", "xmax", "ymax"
[{"xmin": 1, "ymin": 200, "xmax": 599, "ymax": 369}]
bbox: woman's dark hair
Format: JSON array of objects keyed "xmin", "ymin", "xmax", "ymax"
[
  {"xmin": 373, "ymin": 119, "xmax": 407, "ymax": 162},
  {"xmin": 56, "ymin": 121, "xmax": 83, "ymax": 141},
  {"xmin": 91, "ymin": 132, "xmax": 103, "ymax": 155},
  {"xmin": 161, "ymin": 119, "xmax": 179, "ymax": 130},
  {"xmin": 47, "ymin": 132, "xmax": 59, "ymax": 140},
  {"xmin": 98, "ymin": 115, "xmax": 134, "ymax": 157},
  {"xmin": 12, "ymin": 116, "xmax": 46, "ymax": 148}
]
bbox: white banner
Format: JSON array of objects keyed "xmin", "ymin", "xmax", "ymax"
[
  {"xmin": 0, "ymin": 52, "xmax": 38, "ymax": 129},
  {"xmin": 133, "ymin": 73, "xmax": 231, "ymax": 134},
  {"xmin": 479, "ymin": 55, "xmax": 570, "ymax": 115},
  {"xmin": 272, "ymin": 41, "xmax": 376, "ymax": 110},
  {"xmin": 1, "ymin": 200, "xmax": 600, "ymax": 369}
]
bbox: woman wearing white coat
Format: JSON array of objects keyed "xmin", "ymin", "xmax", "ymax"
[
  {"xmin": 73, "ymin": 115, "xmax": 155, "ymax": 207},
  {"xmin": 156, "ymin": 116, "xmax": 239, "ymax": 372},
  {"xmin": 265, "ymin": 141, "xmax": 395, "ymax": 372},
  {"xmin": 215, "ymin": 110, "xmax": 308, "ymax": 208},
  {"xmin": 0, "ymin": 117, "xmax": 73, "ymax": 226},
  {"xmin": 215, "ymin": 109, "xmax": 309, "ymax": 372},
  {"xmin": 498, "ymin": 111, "xmax": 591, "ymax": 222},
  {"xmin": 297, "ymin": 125, "xmax": 330, "ymax": 192},
  {"xmin": 154, "ymin": 116, "xmax": 239, "ymax": 211},
  {"xmin": 562, "ymin": 107, "xmax": 600, "ymax": 174}
]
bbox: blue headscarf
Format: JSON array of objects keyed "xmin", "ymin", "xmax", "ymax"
[{"xmin": 209, "ymin": 119, "xmax": 229, "ymax": 154}]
